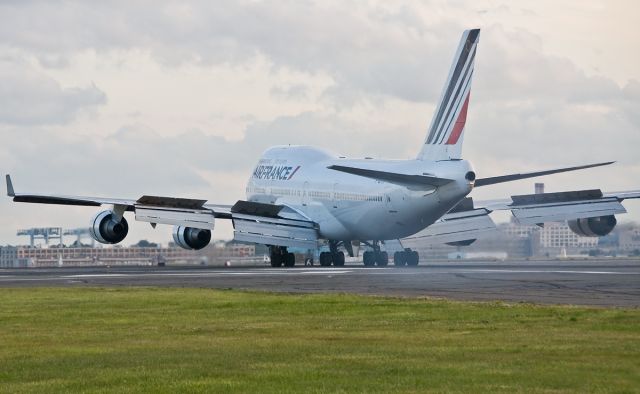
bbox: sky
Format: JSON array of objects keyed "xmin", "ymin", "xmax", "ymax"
[{"xmin": 0, "ymin": 0, "xmax": 639, "ymax": 246}]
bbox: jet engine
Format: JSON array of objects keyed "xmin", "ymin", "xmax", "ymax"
[
  {"xmin": 568, "ymin": 215, "xmax": 617, "ymax": 237},
  {"xmin": 89, "ymin": 210, "xmax": 129, "ymax": 244},
  {"xmin": 172, "ymin": 226, "xmax": 212, "ymax": 250}
]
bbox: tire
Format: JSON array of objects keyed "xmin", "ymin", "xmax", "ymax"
[
  {"xmin": 284, "ymin": 253, "xmax": 296, "ymax": 267},
  {"xmin": 407, "ymin": 250, "xmax": 419, "ymax": 266},
  {"xmin": 394, "ymin": 251, "xmax": 406, "ymax": 267},
  {"xmin": 363, "ymin": 251, "xmax": 374, "ymax": 267},
  {"xmin": 270, "ymin": 254, "xmax": 282, "ymax": 267},
  {"xmin": 319, "ymin": 252, "xmax": 332, "ymax": 267},
  {"xmin": 376, "ymin": 251, "xmax": 388, "ymax": 267},
  {"xmin": 333, "ymin": 251, "xmax": 345, "ymax": 266}
]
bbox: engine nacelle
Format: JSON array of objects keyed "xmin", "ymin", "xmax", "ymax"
[
  {"xmin": 568, "ymin": 215, "xmax": 617, "ymax": 237},
  {"xmin": 172, "ymin": 226, "xmax": 211, "ymax": 250},
  {"xmin": 90, "ymin": 210, "xmax": 129, "ymax": 244}
]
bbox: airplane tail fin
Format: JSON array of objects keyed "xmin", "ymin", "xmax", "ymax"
[{"xmin": 417, "ymin": 29, "xmax": 480, "ymax": 161}]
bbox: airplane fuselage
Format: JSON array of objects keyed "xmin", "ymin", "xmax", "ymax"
[{"xmin": 246, "ymin": 146, "xmax": 474, "ymax": 241}]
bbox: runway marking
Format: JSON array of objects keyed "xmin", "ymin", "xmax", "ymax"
[
  {"xmin": 0, "ymin": 270, "xmax": 355, "ymax": 282},
  {"xmin": 0, "ymin": 268, "xmax": 638, "ymax": 283},
  {"xmin": 457, "ymin": 269, "xmax": 640, "ymax": 275},
  {"xmin": 67, "ymin": 270, "xmax": 353, "ymax": 278},
  {"xmin": 356, "ymin": 268, "xmax": 640, "ymax": 275}
]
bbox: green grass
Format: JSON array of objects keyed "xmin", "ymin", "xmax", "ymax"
[{"xmin": 0, "ymin": 288, "xmax": 639, "ymax": 393}]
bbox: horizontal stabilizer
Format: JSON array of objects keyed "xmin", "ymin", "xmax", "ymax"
[
  {"xmin": 328, "ymin": 165, "xmax": 454, "ymax": 189},
  {"xmin": 474, "ymin": 162, "xmax": 613, "ymax": 187}
]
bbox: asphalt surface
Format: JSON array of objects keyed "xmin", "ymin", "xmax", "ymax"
[{"xmin": 1, "ymin": 259, "xmax": 639, "ymax": 307}]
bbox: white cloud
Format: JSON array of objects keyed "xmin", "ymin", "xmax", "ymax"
[{"xmin": 0, "ymin": 60, "xmax": 106, "ymax": 125}]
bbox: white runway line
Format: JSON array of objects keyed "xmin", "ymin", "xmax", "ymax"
[
  {"xmin": 459, "ymin": 269, "xmax": 640, "ymax": 275},
  {"xmin": 67, "ymin": 270, "xmax": 353, "ymax": 278},
  {"xmin": 0, "ymin": 268, "xmax": 638, "ymax": 282},
  {"xmin": 0, "ymin": 270, "xmax": 355, "ymax": 281},
  {"xmin": 357, "ymin": 268, "xmax": 640, "ymax": 275}
]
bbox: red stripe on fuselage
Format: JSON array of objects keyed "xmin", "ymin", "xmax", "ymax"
[{"xmin": 445, "ymin": 93, "xmax": 470, "ymax": 145}]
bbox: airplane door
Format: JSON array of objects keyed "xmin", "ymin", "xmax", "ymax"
[
  {"xmin": 385, "ymin": 190, "xmax": 398, "ymax": 214},
  {"xmin": 332, "ymin": 183, "xmax": 339, "ymax": 209}
]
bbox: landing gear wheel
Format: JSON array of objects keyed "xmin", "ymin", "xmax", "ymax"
[
  {"xmin": 319, "ymin": 252, "xmax": 333, "ymax": 267},
  {"xmin": 407, "ymin": 250, "xmax": 419, "ymax": 266},
  {"xmin": 270, "ymin": 254, "xmax": 282, "ymax": 267},
  {"xmin": 375, "ymin": 251, "xmax": 388, "ymax": 267},
  {"xmin": 333, "ymin": 251, "xmax": 345, "ymax": 266},
  {"xmin": 363, "ymin": 251, "xmax": 375, "ymax": 267},
  {"xmin": 394, "ymin": 251, "xmax": 406, "ymax": 267},
  {"xmin": 284, "ymin": 252, "xmax": 296, "ymax": 267}
]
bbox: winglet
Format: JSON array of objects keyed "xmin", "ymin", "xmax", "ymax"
[{"xmin": 6, "ymin": 174, "xmax": 15, "ymax": 197}]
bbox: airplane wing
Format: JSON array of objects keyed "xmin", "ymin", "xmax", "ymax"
[
  {"xmin": 6, "ymin": 175, "xmax": 318, "ymax": 249},
  {"xmin": 475, "ymin": 188, "xmax": 640, "ymax": 225},
  {"xmin": 404, "ymin": 188, "xmax": 640, "ymax": 246}
]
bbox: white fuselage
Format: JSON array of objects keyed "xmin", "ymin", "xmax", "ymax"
[{"xmin": 246, "ymin": 146, "xmax": 474, "ymax": 241}]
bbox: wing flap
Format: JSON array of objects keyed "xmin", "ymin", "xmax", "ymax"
[
  {"xmin": 232, "ymin": 213, "xmax": 318, "ymax": 249},
  {"xmin": 404, "ymin": 208, "xmax": 496, "ymax": 245},
  {"xmin": 511, "ymin": 199, "xmax": 626, "ymax": 225},
  {"xmin": 135, "ymin": 207, "xmax": 216, "ymax": 229}
]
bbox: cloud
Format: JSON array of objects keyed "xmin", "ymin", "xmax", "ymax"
[
  {"xmin": 0, "ymin": 61, "xmax": 106, "ymax": 125},
  {"xmin": 0, "ymin": 1, "xmax": 459, "ymax": 103}
]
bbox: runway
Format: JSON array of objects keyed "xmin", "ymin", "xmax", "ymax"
[{"xmin": 1, "ymin": 259, "xmax": 639, "ymax": 307}]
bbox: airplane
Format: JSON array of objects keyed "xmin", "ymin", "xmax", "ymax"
[{"xmin": 6, "ymin": 29, "xmax": 640, "ymax": 267}]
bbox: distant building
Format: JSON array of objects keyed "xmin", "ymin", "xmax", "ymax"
[
  {"xmin": 537, "ymin": 222, "xmax": 598, "ymax": 249},
  {"xmin": 0, "ymin": 243, "xmax": 257, "ymax": 268},
  {"xmin": 618, "ymin": 226, "xmax": 640, "ymax": 251},
  {"xmin": 0, "ymin": 246, "xmax": 19, "ymax": 268}
]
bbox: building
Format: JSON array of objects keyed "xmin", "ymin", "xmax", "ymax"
[
  {"xmin": 0, "ymin": 242, "xmax": 258, "ymax": 268},
  {"xmin": 537, "ymin": 222, "xmax": 598, "ymax": 250},
  {"xmin": 618, "ymin": 225, "xmax": 640, "ymax": 252},
  {"xmin": 0, "ymin": 246, "xmax": 19, "ymax": 268}
]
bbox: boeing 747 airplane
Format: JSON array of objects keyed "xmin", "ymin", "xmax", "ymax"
[{"xmin": 6, "ymin": 29, "xmax": 640, "ymax": 267}]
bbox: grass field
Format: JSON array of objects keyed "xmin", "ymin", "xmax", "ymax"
[{"xmin": 0, "ymin": 288, "xmax": 639, "ymax": 393}]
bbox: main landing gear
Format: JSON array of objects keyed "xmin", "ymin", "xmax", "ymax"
[
  {"xmin": 269, "ymin": 246, "xmax": 296, "ymax": 267},
  {"xmin": 362, "ymin": 241, "xmax": 419, "ymax": 267},
  {"xmin": 393, "ymin": 249, "xmax": 419, "ymax": 267},
  {"xmin": 319, "ymin": 240, "xmax": 345, "ymax": 267},
  {"xmin": 362, "ymin": 241, "xmax": 388, "ymax": 267}
]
